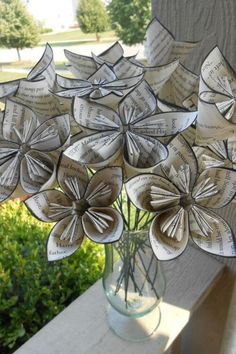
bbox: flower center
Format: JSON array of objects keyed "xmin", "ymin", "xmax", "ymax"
[
  {"xmin": 72, "ymin": 199, "xmax": 90, "ymax": 216},
  {"xmin": 179, "ymin": 193, "xmax": 194, "ymax": 211},
  {"xmin": 19, "ymin": 143, "xmax": 30, "ymax": 155},
  {"xmin": 120, "ymin": 124, "xmax": 130, "ymax": 134}
]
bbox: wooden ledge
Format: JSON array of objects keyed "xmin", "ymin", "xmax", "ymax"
[{"xmin": 14, "ymin": 245, "xmax": 224, "ymax": 354}]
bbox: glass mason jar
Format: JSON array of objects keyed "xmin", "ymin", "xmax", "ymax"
[{"xmin": 103, "ymin": 230, "xmax": 166, "ymax": 341}]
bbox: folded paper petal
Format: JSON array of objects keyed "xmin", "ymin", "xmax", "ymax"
[
  {"xmin": 161, "ymin": 134, "xmax": 198, "ymax": 189},
  {"xmin": 196, "ymin": 93, "xmax": 236, "ymax": 144},
  {"xmin": 194, "ymin": 168, "xmax": 236, "ymax": 208},
  {"xmin": 64, "ymin": 49, "xmax": 97, "ymax": 79},
  {"xmin": 28, "ymin": 114, "xmax": 70, "ymax": 151},
  {"xmin": 57, "ymin": 153, "xmax": 88, "ymax": 200},
  {"xmin": 92, "ymin": 42, "xmax": 124, "ymax": 65},
  {"xmin": 133, "ymin": 111, "xmax": 197, "ymax": 137},
  {"xmin": 73, "ymin": 97, "xmax": 121, "ymax": 131},
  {"xmin": 3, "ymin": 99, "xmax": 38, "ymax": 144},
  {"xmin": 126, "ymin": 173, "xmax": 179, "ymax": 211},
  {"xmin": 25, "ymin": 190, "xmax": 72, "ymax": 222},
  {"xmin": 0, "ymin": 79, "xmax": 20, "ymax": 102},
  {"xmin": 113, "ymin": 57, "xmax": 143, "ymax": 79},
  {"xmin": 149, "ymin": 210, "xmax": 189, "ymax": 261},
  {"xmin": 144, "ymin": 60, "xmax": 179, "ymax": 95},
  {"xmin": 64, "ymin": 131, "xmax": 123, "ymax": 168},
  {"xmin": 85, "ymin": 166, "xmax": 122, "ymax": 207},
  {"xmin": 47, "ymin": 215, "xmax": 84, "ymax": 261},
  {"xmin": 118, "ymin": 80, "xmax": 156, "ymax": 123},
  {"xmin": 82, "ymin": 207, "xmax": 123, "ymax": 244},
  {"xmin": 124, "ymin": 132, "xmax": 168, "ymax": 169},
  {"xmin": 27, "ymin": 43, "xmax": 56, "ymax": 90},
  {"xmin": 0, "ymin": 154, "xmax": 20, "ymax": 202},
  {"xmin": 21, "ymin": 150, "xmax": 55, "ymax": 194},
  {"xmin": 191, "ymin": 208, "xmax": 236, "ymax": 257}
]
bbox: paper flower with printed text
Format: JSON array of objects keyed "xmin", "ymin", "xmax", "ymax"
[
  {"xmin": 126, "ymin": 135, "xmax": 236, "ymax": 260},
  {"xmin": 25, "ymin": 154, "xmax": 123, "ymax": 261},
  {"xmin": 0, "ymin": 99, "xmax": 70, "ymax": 201},
  {"xmin": 64, "ymin": 81, "xmax": 197, "ymax": 171}
]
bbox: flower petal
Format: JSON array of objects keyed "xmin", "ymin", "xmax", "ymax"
[
  {"xmin": 20, "ymin": 150, "xmax": 56, "ymax": 194},
  {"xmin": 29, "ymin": 114, "xmax": 70, "ymax": 151},
  {"xmin": 85, "ymin": 166, "xmax": 122, "ymax": 206},
  {"xmin": 195, "ymin": 168, "xmax": 236, "ymax": 208},
  {"xmin": 124, "ymin": 132, "xmax": 168, "ymax": 169},
  {"xmin": 25, "ymin": 190, "xmax": 72, "ymax": 222},
  {"xmin": 3, "ymin": 99, "xmax": 38, "ymax": 143},
  {"xmin": 118, "ymin": 80, "xmax": 156, "ymax": 123},
  {"xmin": 113, "ymin": 57, "xmax": 143, "ymax": 79},
  {"xmin": 93, "ymin": 42, "xmax": 124, "ymax": 65},
  {"xmin": 82, "ymin": 207, "xmax": 123, "ymax": 243},
  {"xmin": 125, "ymin": 173, "xmax": 179, "ymax": 212},
  {"xmin": 0, "ymin": 154, "xmax": 20, "ymax": 202},
  {"xmin": 191, "ymin": 208, "xmax": 236, "ymax": 257},
  {"xmin": 47, "ymin": 215, "xmax": 84, "ymax": 261},
  {"xmin": 57, "ymin": 153, "xmax": 88, "ymax": 200},
  {"xmin": 64, "ymin": 49, "xmax": 97, "ymax": 79},
  {"xmin": 64, "ymin": 131, "xmax": 123, "ymax": 168},
  {"xmin": 161, "ymin": 134, "xmax": 198, "ymax": 189},
  {"xmin": 73, "ymin": 97, "xmax": 121, "ymax": 131},
  {"xmin": 133, "ymin": 110, "xmax": 197, "ymax": 137},
  {"xmin": 149, "ymin": 211, "xmax": 189, "ymax": 261}
]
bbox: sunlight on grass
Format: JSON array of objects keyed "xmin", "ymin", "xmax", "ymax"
[
  {"xmin": 40, "ymin": 29, "xmax": 116, "ymax": 43},
  {"xmin": 0, "ymin": 71, "xmax": 25, "ymax": 82}
]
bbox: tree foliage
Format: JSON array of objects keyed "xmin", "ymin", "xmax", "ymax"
[
  {"xmin": 108, "ymin": 0, "xmax": 151, "ymax": 45},
  {"xmin": 0, "ymin": 0, "xmax": 39, "ymax": 60},
  {"xmin": 77, "ymin": 0, "xmax": 109, "ymax": 41}
]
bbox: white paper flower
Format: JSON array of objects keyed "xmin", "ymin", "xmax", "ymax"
[
  {"xmin": 197, "ymin": 47, "xmax": 236, "ymax": 144},
  {"xmin": 25, "ymin": 154, "xmax": 124, "ymax": 261},
  {"xmin": 126, "ymin": 135, "xmax": 236, "ymax": 260},
  {"xmin": 0, "ymin": 44, "xmax": 57, "ymax": 103},
  {"xmin": 55, "ymin": 63, "xmax": 143, "ymax": 101},
  {"xmin": 144, "ymin": 17, "xmax": 199, "ymax": 66},
  {"xmin": 0, "ymin": 99, "xmax": 70, "ymax": 201},
  {"xmin": 64, "ymin": 81, "xmax": 197, "ymax": 170},
  {"xmin": 64, "ymin": 42, "xmax": 127, "ymax": 79},
  {"xmin": 194, "ymin": 138, "xmax": 236, "ymax": 171}
]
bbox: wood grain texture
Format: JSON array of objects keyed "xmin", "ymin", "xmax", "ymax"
[{"xmin": 152, "ymin": 0, "xmax": 236, "ymax": 73}]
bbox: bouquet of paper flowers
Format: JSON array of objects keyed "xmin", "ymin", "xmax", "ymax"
[{"xmin": 0, "ymin": 17, "xmax": 235, "ymax": 274}]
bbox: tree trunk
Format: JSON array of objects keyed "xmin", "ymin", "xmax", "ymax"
[
  {"xmin": 16, "ymin": 48, "xmax": 21, "ymax": 61},
  {"xmin": 96, "ymin": 33, "xmax": 100, "ymax": 42}
]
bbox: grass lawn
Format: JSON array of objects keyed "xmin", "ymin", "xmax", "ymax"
[
  {"xmin": 0, "ymin": 71, "xmax": 25, "ymax": 82},
  {"xmin": 40, "ymin": 29, "xmax": 116, "ymax": 44},
  {"xmin": 2, "ymin": 61, "xmax": 67, "ymax": 71}
]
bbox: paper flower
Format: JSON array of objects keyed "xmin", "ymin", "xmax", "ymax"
[
  {"xmin": 0, "ymin": 44, "xmax": 57, "ymax": 103},
  {"xmin": 0, "ymin": 99, "xmax": 70, "ymax": 201},
  {"xmin": 64, "ymin": 81, "xmax": 197, "ymax": 171},
  {"xmin": 127, "ymin": 57, "xmax": 180, "ymax": 96},
  {"xmin": 64, "ymin": 42, "xmax": 127, "ymax": 79},
  {"xmin": 126, "ymin": 134, "xmax": 236, "ymax": 260},
  {"xmin": 55, "ymin": 63, "xmax": 143, "ymax": 101},
  {"xmin": 158, "ymin": 64, "xmax": 199, "ymax": 109},
  {"xmin": 144, "ymin": 17, "xmax": 199, "ymax": 66},
  {"xmin": 197, "ymin": 47, "xmax": 236, "ymax": 144},
  {"xmin": 25, "ymin": 154, "xmax": 124, "ymax": 261},
  {"xmin": 194, "ymin": 139, "xmax": 236, "ymax": 171}
]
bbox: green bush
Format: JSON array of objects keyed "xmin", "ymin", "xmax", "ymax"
[{"xmin": 0, "ymin": 200, "xmax": 104, "ymax": 354}]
